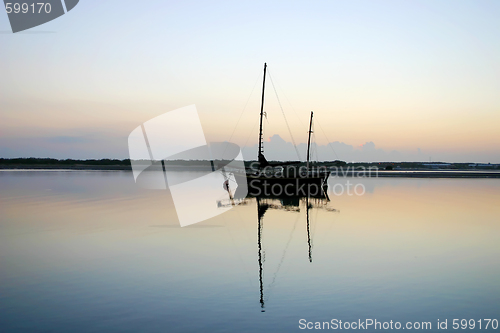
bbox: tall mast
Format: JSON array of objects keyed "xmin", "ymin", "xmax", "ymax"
[
  {"xmin": 306, "ymin": 111, "xmax": 314, "ymax": 172},
  {"xmin": 258, "ymin": 63, "xmax": 267, "ymax": 160}
]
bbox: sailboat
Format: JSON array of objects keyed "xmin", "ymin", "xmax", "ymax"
[{"xmin": 237, "ymin": 63, "xmax": 330, "ymax": 198}]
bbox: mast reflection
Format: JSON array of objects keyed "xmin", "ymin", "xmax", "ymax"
[
  {"xmin": 257, "ymin": 197, "xmax": 267, "ymax": 311},
  {"xmin": 253, "ymin": 192, "xmax": 337, "ymax": 311},
  {"xmin": 217, "ymin": 182, "xmax": 338, "ymax": 311}
]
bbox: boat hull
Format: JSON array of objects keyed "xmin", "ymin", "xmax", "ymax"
[{"xmin": 234, "ymin": 172, "xmax": 329, "ymax": 199}]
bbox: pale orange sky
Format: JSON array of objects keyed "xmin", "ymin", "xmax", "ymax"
[{"xmin": 1, "ymin": 1, "xmax": 499, "ymax": 162}]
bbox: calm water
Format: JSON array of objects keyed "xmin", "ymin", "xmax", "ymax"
[{"xmin": 1, "ymin": 171, "xmax": 499, "ymax": 332}]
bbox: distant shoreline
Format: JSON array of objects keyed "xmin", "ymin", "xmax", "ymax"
[
  {"xmin": 1, "ymin": 158, "xmax": 499, "ymax": 178},
  {"xmin": 2, "ymin": 168, "xmax": 500, "ymax": 178},
  {"xmin": 0, "ymin": 165, "xmax": 132, "ymax": 171}
]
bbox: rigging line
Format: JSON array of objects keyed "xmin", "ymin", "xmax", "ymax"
[
  {"xmin": 268, "ymin": 69, "xmax": 307, "ymax": 130},
  {"xmin": 223, "ymin": 71, "xmax": 261, "ymax": 156},
  {"xmin": 309, "ymin": 122, "xmax": 318, "ymax": 163},
  {"xmin": 311, "ymin": 205, "xmax": 320, "ymax": 241},
  {"xmin": 222, "ymin": 211, "xmax": 255, "ymax": 289},
  {"xmin": 316, "ymin": 120, "xmax": 339, "ymax": 160},
  {"xmin": 318, "ymin": 208, "xmax": 338, "ymax": 246},
  {"xmin": 263, "ymin": 119, "xmax": 266, "ymax": 148},
  {"xmin": 228, "ymin": 177, "xmax": 238, "ymax": 184},
  {"xmin": 268, "ymin": 70, "xmax": 302, "ymax": 161},
  {"xmin": 310, "ymin": 123, "xmax": 316, "ymax": 162},
  {"xmin": 265, "ymin": 212, "xmax": 301, "ymax": 302},
  {"xmin": 312, "ymin": 128, "xmax": 319, "ymax": 162},
  {"xmin": 243, "ymin": 116, "xmax": 260, "ymax": 151},
  {"xmin": 219, "ymin": 171, "xmax": 238, "ymax": 185}
]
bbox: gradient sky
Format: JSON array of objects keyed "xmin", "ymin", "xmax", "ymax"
[{"xmin": 1, "ymin": 0, "xmax": 499, "ymax": 162}]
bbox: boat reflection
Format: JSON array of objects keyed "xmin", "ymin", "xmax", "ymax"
[
  {"xmin": 216, "ymin": 190, "xmax": 336, "ymax": 312},
  {"xmin": 256, "ymin": 194, "xmax": 337, "ymax": 311}
]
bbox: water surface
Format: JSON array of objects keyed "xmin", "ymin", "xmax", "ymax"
[{"xmin": 1, "ymin": 171, "xmax": 499, "ymax": 332}]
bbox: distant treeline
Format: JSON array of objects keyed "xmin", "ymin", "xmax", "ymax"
[
  {"xmin": 0, "ymin": 158, "xmax": 497, "ymax": 170},
  {"xmin": 0, "ymin": 158, "xmax": 346, "ymax": 169},
  {"xmin": 0, "ymin": 158, "xmax": 346, "ymax": 167},
  {"xmin": 0, "ymin": 158, "xmax": 131, "ymax": 165}
]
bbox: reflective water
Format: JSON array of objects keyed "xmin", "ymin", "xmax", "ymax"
[{"xmin": 1, "ymin": 171, "xmax": 499, "ymax": 332}]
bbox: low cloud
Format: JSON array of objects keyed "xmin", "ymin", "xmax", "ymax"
[
  {"xmin": 1, "ymin": 132, "xmax": 498, "ymax": 163},
  {"xmin": 0, "ymin": 133, "xmax": 128, "ymax": 159},
  {"xmin": 241, "ymin": 134, "xmax": 499, "ymax": 163}
]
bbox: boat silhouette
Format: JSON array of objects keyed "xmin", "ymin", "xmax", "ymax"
[
  {"xmin": 217, "ymin": 162, "xmax": 338, "ymax": 311},
  {"xmin": 234, "ymin": 63, "xmax": 330, "ymax": 198}
]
